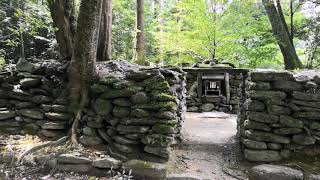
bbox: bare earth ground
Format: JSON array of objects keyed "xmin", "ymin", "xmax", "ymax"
[{"xmin": 169, "ymin": 112, "xmax": 249, "ymax": 180}]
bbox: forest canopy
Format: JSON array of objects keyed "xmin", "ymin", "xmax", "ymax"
[{"xmin": 0, "ymin": 0, "xmax": 320, "ymax": 69}]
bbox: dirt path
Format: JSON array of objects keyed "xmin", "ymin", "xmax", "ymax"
[{"xmin": 170, "ymin": 112, "xmax": 245, "ymax": 180}]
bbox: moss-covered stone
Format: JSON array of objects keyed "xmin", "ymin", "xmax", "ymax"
[
  {"xmin": 131, "ymin": 109, "xmax": 150, "ymax": 118},
  {"xmin": 151, "ymin": 92, "xmax": 177, "ymax": 102},
  {"xmin": 142, "ymin": 134, "xmax": 174, "ymax": 147},
  {"xmin": 99, "ymin": 75, "xmax": 120, "ymax": 85},
  {"xmin": 131, "ymin": 92, "xmax": 150, "ymax": 104},
  {"xmin": 94, "ymin": 98, "xmax": 113, "ymax": 116},
  {"xmin": 152, "ymin": 124, "xmax": 176, "ymax": 134},
  {"xmin": 113, "ymin": 98, "xmax": 132, "ymax": 107},
  {"xmin": 132, "ymin": 101, "xmax": 177, "ymax": 111},
  {"xmin": 122, "ymin": 159, "xmax": 167, "ymax": 179},
  {"xmin": 91, "ymin": 84, "xmax": 109, "ymax": 94},
  {"xmin": 113, "ymin": 106, "xmax": 130, "ymax": 118},
  {"xmin": 101, "ymin": 86, "xmax": 143, "ymax": 99}
]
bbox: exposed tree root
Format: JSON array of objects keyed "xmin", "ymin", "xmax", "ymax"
[
  {"xmin": 16, "ymin": 136, "xmax": 68, "ymax": 164},
  {"xmin": 71, "ymin": 110, "xmax": 82, "ymax": 146}
]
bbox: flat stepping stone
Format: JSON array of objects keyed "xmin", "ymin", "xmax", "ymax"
[
  {"xmin": 92, "ymin": 157, "xmax": 121, "ymax": 169},
  {"xmin": 57, "ymin": 154, "xmax": 92, "ymax": 164},
  {"xmin": 249, "ymin": 164, "xmax": 303, "ymax": 180}
]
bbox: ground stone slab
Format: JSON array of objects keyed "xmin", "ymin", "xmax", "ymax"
[
  {"xmin": 244, "ymin": 149, "xmax": 282, "ymax": 162},
  {"xmin": 57, "ymin": 154, "xmax": 92, "ymax": 164},
  {"xmin": 92, "ymin": 157, "xmax": 121, "ymax": 169},
  {"xmin": 167, "ymin": 174, "xmax": 202, "ymax": 180},
  {"xmin": 248, "ymin": 164, "xmax": 303, "ymax": 180},
  {"xmin": 122, "ymin": 159, "xmax": 167, "ymax": 180}
]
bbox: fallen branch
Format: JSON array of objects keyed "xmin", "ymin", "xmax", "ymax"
[{"xmin": 16, "ymin": 136, "xmax": 68, "ymax": 164}]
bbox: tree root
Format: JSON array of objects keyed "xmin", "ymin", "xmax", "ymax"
[{"xmin": 16, "ymin": 136, "xmax": 68, "ymax": 164}]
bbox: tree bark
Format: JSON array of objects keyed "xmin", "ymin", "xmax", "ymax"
[
  {"xmin": 68, "ymin": 0, "xmax": 102, "ymax": 144},
  {"xmin": 48, "ymin": 0, "xmax": 76, "ymax": 60},
  {"xmin": 262, "ymin": 0, "xmax": 303, "ymax": 70},
  {"xmin": 136, "ymin": 0, "xmax": 146, "ymax": 65},
  {"xmin": 97, "ymin": 0, "xmax": 113, "ymax": 61}
]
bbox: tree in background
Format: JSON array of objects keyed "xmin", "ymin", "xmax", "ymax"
[
  {"xmin": 262, "ymin": 0, "xmax": 303, "ymax": 70},
  {"xmin": 97, "ymin": 0, "xmax": 113, "ymax": 61},
  {"xmin": 48, "ymin": 0, "xmax": 76, "ymax": 60},
  {"xmin": 136, "ymin": 0, "xmax": 146, "ymax": 65}
]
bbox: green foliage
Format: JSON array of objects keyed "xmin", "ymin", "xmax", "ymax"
[{"xmin": 0, "ymin": 56, "xmax": 5, "ymax": 71}]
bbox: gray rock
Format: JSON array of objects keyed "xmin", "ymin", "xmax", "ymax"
[
  {"xmin": 16, "ymin": 58, "xmax": 36, "ymax": 73},
  {"xmin": 117, "ymin": 125, "xmax": 149, "ymax": 133},
  {"xmin": 152, "ymin": 124, "xmax": 176, "ymax": 134},
  {"xmin": 307, "ymin": 174, "xmax": 320, "ymax": 180},
  {"xmin": 242, "ymin": 139, "xmax": 267, "ymax": 150},
  {"xmin": 248, "ymin": 112, "xmax": 279, "ymax": 124},
  {"xmin": 131, "ymin": 109, "xmax": 150, "ymax": 118},
  {"xmin": 23, "ymin": 123, "xmax": 40, "ymax": 134},
  {"xmin": 200, "ymin": 103, "xmax": 214, "ymax": 112},
  {"xmin": 245, "ymin": 130, "xmax": 291, "ymax": 144},
  {"xmin": 267, "ymin": 143, "xmax": 282, "ymax": 150},
  {"xmin": 144, "ymin": 146, "xmax": 170, "ymax": 158},
  {"xmin": 20, "ymin": 78, "xmax": 40, "ymax": 88},
  {"xmin": 0, "ymin": 111, "xmax": 15, "ymax": 120},
  {"xmin": 268, "ymin": 105, "xmax": 291, "ymax": 115},
  {"xmin": 272, "ymin": 80, "xmax": 303, "ymax": 92},
  {"xmin": 31, "ymin": 95, "xmax": 52, "ymax": 104},
  {"xmin": 154, "ymin": 111, "xmax": 176, "ymax": 119},
  {"xmin": 187, "ymin": 106, "xmax": 199, "ymax": 112},
  {"xmin": 113, "ymin": 106, "xmax": 130, "ymax": 118},
  {"xmin": 57, "ymin": 164, "xmax": 92, "ymax": 173},
  {"xmin": 280, "ymin": 149, "xmax": 291, "ymax": 158},
  {"xmin": 273, "ymin": 128, "xmax": 303, "ymax": 135},
  {"xmin": 94, "ymin": 98, "xmax": 113, "ymax": 116},
  {"xmin": 41, "ymin": 122, "xmax": 67, "ymax": 130},
  {"xmin": 292, "ymin": 134, "xmax": 316, "ymax": 145},
  {"xmin": 113, "ymin": 98, "xmax": 132, "ymax": 107},
  {"xmin": 79, "ymin": 135, "xmax": 103, "ymax": 146},
  {"xmin": 40, "ymin": 129, "xmax": 64, "ymax": 138},
  {"xmin": 250, "ymin": 91, "xmax": 287, "ymax": 100},
  {"xmin": 114, "ymin": 142, "xmax": 133, "ymax": 153},
  {"xmin": 92, "ymin": 157, "xmax": 121, "ymax": 169},
  {"xmin": 244, "ymin": 149, "xmax": 282, "ymax": 162},
  {"xmin": 130, "ymin": 92, "xmax": 150, "ymax": 104},
  {"xmin": 248, "ymin": 164, "xmax": 303, "ymax": 180},
  {"xmin": 305, "ymin": 81, "xmax": 317, "ymax": 90},
  {"xmin": 250, "ymin": 71, "xmax": 294, "ymax": 82},
  {"xmin": 292, "ymin": 91, "xmax": 320, "ymax": 101},
  {"xmin": 82, "ymin": 126, "xmax": 96, "ymax": 136},
  {"xmin": 244, "ymin": 120, "xmax": 271, "ymax": 131},
  {"xmin": 249, "ymin": 82, "xmax": 271, "ymax": 91},
  {"xmin": 101, "ymin": 87, "xmax": 142, "ymax": 99},
  {"xmin": 245, "ymin": 100, "xmax": 265, "ymax": 111},
  {"xmin": 51, "ymin": 105, "xmax": 69, "ymax": 113},
  {"xmin": 310, "ymin": 122, "xmax": 320, "ymax": 131},
  {"xmin": 113, "ymin": 136, "xmax": 139, "ymax": 145},
  {"xmin": 19, "ymin": 109, "xmax": 44, "ymax": 120},
  {"xmin": 142, "ymin": 134, "xmax": 173, "ymax": 147},
  {"xmin": 122, "ymin": 159, "xmax": 167, "ymax": 179},
  {"xmin": 98, "ymin": 129, "xmax": 113, "ymax": 144},
  {"xmin": 57, "ymin": 154, "xmax": 92, "ymax": 164},
  {"xmin": 45, "ymin": 112, "xmax": 72, "ymax": 121},
  {"xmin": 291, "ymin": 100, "xmax": 320, "ymax": 108},
  {"xmin": 293, "ymin": 111, "xmax": 320, "ymax": 120},
  {"xmin": 279, "ymin": 116, "xmax": 304, "ymax": 128},
  {"xmin": 16, "ymin": 102, "xmax": 35, "ymax": 109}
]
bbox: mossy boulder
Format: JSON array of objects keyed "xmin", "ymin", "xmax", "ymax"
[
  {"xmin": 132, "ymin": 101, "xmax": 177, "ymax": 111},
  {"xmin": 101, "ymin": 86, "xmax": 143, "ymax": 99},
  {"xmin": 131, "ymin": 109, "xmax": 150, "ymax": 118},
  {"xmin": 151, "ymin": 92, "xmax": 177, "ymax": 102},
  {"xmin": 131, "ymin": 92, "xmax": 150, "ymax": 104}
]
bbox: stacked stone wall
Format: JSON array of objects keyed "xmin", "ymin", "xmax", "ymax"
[
  {"xmin": 240, "ymin": 70, "xmax": 320, "ymax": 162},
  {"xmin": 0, "ymin": 60, "xmax": 72, "ymax": 139},
  {"xmin": 79, "ymin": 64, "xmax": 186, "ymax": 161}
]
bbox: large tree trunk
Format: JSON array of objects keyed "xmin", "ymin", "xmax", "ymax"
[
  {"xmin": 97, "ymin": 0, "xmax": 113, "ymax": 61},
  {"xmin": 262, "ymin": 0, "xmax": 303, "ymax": 70},
  {"xmin": 136, "ymin": 0, "xmax": 146, "ymax": 65},
  {"xmin": 68, "ymin": 0, "xmax": 102, "ymax": 144},
  {"xmin": 48, "ymin": 0, "xmax": 76, "ymax": 60}
]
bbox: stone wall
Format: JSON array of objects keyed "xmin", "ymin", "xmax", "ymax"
[
  {"xmin": 0, "ymin": 59, "xmax": 72, "ymax": 139},
  {"xmin": 79, "ymin": 62, "xmax": 186, "ymax": 161},
  {"xmin": 184, "ymin": 68, "xmax": 246, "ymax": 113},
  {"xmin": 240, "ymin": 70, "xmax": 320, "ymax": 162}
]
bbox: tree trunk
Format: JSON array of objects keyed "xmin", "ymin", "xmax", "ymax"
[
  {"xmin": 97, "ymin": 0, "xmax": 113, "ymax": 61},
  {"xmin": 262, "ymin": 0, "xmax": 303, "ymax": 70},
  {"xmin": 136, "ymin": 0, "xmax": 146, "ymax": 65},
  {"xmin": 48, "ymin": 0, "xmax": 76, "ymax": 60},
  {"xmin": 68, "ymin": 0, "xmax": 102, "ymax": 144}
]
